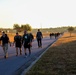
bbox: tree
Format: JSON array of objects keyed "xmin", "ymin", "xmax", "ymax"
[
  {"xmin": 68, "ymin": 27, "xmax": 74, "ymax": 36},
  {"xmin": 26, "ymin": 24, "xmax": 32, "ymax": 31},
  {"xmin": 13, "ymin": 24, "xmax": 21, "ymax": 32},
  {"xmin": 21, "ymin": 24, "xmax": 32, "ymax": 31},
  {"xmin": 13, "ymin": 23, "xmax": 32, "ymax": 32}
]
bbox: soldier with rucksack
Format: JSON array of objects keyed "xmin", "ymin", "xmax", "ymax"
[
  {"xmin": 14, "ymin": 32, "xmax": 22, "ymax": 56},
  {"xmin": 22, "ymin": 30, "xmax": 31, "ymax": 57},
  {"xmin": 36, "ymin": 29, "xmax": 43, "ymax": 48},
  {"xmin": 0, "ymin": 32, "xmax": 9, "ymax": 59},
  {"xmin": 29, "ymin": 33, "xmax": 34, "ymax": 47}
]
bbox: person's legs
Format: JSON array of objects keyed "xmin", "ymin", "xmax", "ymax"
[
  {"xmin": 24, "ymin": 44, "xmax": 27, "ymax": 55},
  {"xmin": 24, "ymin": 48, "xmax": 27, "ymax": 58},
  {"xmin": 20, "ymin": 48, "xmax": 22, "ymax": 55},
  {"xmin": 24, "ymin": 44, "xmax": 31, "ymax": 57},
  {"xmin": 37, "ymin": 39, "xmax": 40, "ymax": 47},
  {"xmin": 19, "ymin": 43, "xmax": 22, "ymax": 55},
  {"xmin": 2, "ymin": 45, "xmax": 6, "ymax": 58},
  {"xmin": 38, "ymin": 39, "xmax": 42, "ymax": 47},
  {"xmin": 15, "ymin": 43, "xmax": 20, "ymax": 56},
  {"xmin": 24, "ymin": 47, "xmax": 27, "ymax": 55},
  {"xmin": 3, "ymin": 44, "xmax": 8, "ymax": 58},
  {"xmin": 39, "ymin": 39, "xmax": 42, "ymax": 47},
  {"xmin": 16, "ymin": 47, "xmax": 18, "ymax": 56},
  {"xmin": 5, "ymin": 44, "xmax": 8, "ymax": 58},
  {"xmin": 28, "ymin": 46, "xmax": 31, "ymax": 55}
]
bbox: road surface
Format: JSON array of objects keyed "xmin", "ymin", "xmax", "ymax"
[{"xmin": 0, "ymin": 37, "xmax": 57, "ymax": 75}]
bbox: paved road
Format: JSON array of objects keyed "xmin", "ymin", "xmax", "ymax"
[{"xmin": 0, "ymin": 37, "xmax": 57, "ymax": 75}]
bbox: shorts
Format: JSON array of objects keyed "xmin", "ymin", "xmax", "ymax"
[
  {"xmin": 2, "ymin": 43, "xmax": 8, "ymax": 50},
  {"xmin": 15, "ymin": 42, "xmax": 21, "ymax": 48},
  {"xmin": 24, "ymin": 43, "xmax": 30, "ymax": 48}
]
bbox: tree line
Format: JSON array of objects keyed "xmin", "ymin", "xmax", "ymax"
[
  {"xmin": 0, "ymin": 25, "xmax": 76, "ymax": 35},
  {"xmin": 13, "ymin": 24, "xmax": 32, "ymax": 32}
]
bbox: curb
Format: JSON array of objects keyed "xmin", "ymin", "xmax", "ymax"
[{"xmin": 21, "ymin": 38, "xmax": 59, "ymax": 75}]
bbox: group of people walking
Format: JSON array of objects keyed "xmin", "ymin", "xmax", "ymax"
[
  {"xmin": 49, "ymin": 32, "xmax": 61, "ymax": 39},
  {"xmin": 0, "ymin": 29, "xmax": 43, "ymax": 59}
]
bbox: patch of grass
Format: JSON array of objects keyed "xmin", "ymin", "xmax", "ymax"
[{"xmin": 25, "ymin": 32, "xmax": 76, "ymax": 75}]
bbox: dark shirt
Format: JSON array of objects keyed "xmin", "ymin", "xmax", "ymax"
[
  {"xmin": 14, "ymin": 35, "xmax": 22, "ymax": 43},
  {"xmin": 36, "ymin": 31, "xmax": 42, "ymax": 39},
  {"xmin": 22, "ymin": 34, "xmax": 31, "ymax": 44},
  {"xmin": 29, "ymin": 33, "xmax": 34, "ymax": 42},
  {"xmin": 0, "ymin": 34, "xmax": 9, "ymax": 45}
]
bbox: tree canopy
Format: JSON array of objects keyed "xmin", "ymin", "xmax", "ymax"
[
  {"xmin": 67, "ymin": 27, "xmax": 74, "ymax": 36},
  {"xmin": 13, "ymin": 24, "xmax": 32, "ymax": 32}
]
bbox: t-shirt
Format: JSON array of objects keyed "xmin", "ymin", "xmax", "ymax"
[
  {"xmin": 22, "ymin": 34, "xmax": 31, "ymax": 44},
  {"xmin": 0, "ymin": 34, "xmax": 9, "ymax": 45},
  {"xmin": 14, "ymin": 35, "xmax": 22, "ymax": 43},
  {"xmin": 36, "ymin": 31, "xmax": 42, "ymax": 39}
]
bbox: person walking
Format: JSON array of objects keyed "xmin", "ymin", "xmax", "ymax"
[
  {"xmin": 29, "ymin": 33, "xmax": 34, "ymax": 47},
  {"xmin": 22, "ymin": 30, "xmax": 31, "ymax": 57},
  {"xmin": 36, "ymin": 29, "xmax": 43, "ymax": 48},
  {"xmin": 14, "ymin": 32, "xmax": 22, "ymax": 56},
  {"xmin": 0, "ymin": 32, "xmax": 9, "ymax": 59}
]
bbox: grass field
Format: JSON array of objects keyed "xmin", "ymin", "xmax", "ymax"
[{"xmin": 25, "ymin": 32, "xmax": 76, "ymax": 75}]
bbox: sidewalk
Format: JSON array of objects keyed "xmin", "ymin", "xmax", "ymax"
[{"xmin": 0, "ymin": 37, "xmax": 56, "ymax": 75}]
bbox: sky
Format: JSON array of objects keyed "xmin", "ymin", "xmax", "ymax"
[{"xmin": 0, "ymin": 0, "xmax": 76, "ymax": 28}]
